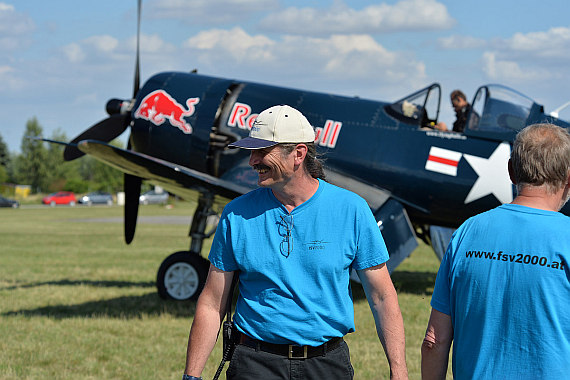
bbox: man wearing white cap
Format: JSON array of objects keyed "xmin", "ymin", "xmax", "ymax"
[{"xmin": 183, "ymin": 105, "xmax": 408, "ymax": 380}]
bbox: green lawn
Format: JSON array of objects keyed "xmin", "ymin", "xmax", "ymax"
[{"xmin": 0, "ymin": 201, "xmax": 448, "ymax": 379}]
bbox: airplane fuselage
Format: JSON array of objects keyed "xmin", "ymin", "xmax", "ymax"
[{"xmin": 128, "ymin": 72, "xmax": 570, "ymax": 229}]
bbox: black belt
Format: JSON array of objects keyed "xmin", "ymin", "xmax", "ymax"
[{"xmin": 238, "ymin": 332, "xmax": 343, "ymax": 359}]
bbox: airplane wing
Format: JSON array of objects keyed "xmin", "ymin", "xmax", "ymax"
[
  {"xmin": 324, "ymin": 169, "xmax": 391, "ymax": 210},
  {"xmin": 79, "ymin": 139, "xmax": 419, "ymax": 273},
  {"xmin": 77, "ymin": 140, "xmax": 253, "ymax": 200}
]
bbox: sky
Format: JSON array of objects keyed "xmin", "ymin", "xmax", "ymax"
[{"xmin": 2, "ymin": 0, "xmax": 570, "ymax": 152}]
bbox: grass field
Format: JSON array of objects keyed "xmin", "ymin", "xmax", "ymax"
[{"xmin": 0, "ymin": 200, "xmax": 450, "ymax": 379}]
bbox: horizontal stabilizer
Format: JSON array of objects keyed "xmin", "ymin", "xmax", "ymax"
[{"xmin": 33, "ymin": 137, "xmax": 77, "ymax": 147}]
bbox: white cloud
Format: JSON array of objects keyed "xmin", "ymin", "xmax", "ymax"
[
  {"xmin": 146, "ymin": 0, "xmax": 278, "ymax": 24},
  {"xmin": 61, "ymin": 36, "xmax": 120, "ymax": 63},
  {"xmin": 184, "ymin": 27, "xmax": 274, "ymax": 62},
  {"xmin": 480, "ymin": 27, "xmax": 570, "ymax": 84},
  {"xmin": 483, "ymin": 27, "xmax": 570, "ymax": 63},
  {"xmin": 134, "ymin": 34, "xmax": 175, "ymax": 54},
  {"xmin": 83, "ymin": 35, "xmax": 119, "ymax": 54},
  {"xmin": 0, "ymin": 2, "xmax": 34, "ymax": 51},
  {"xmin": 506, "ymin": 27, "xmax": 570, "ymax": 59},
  {"xmin": 258, "ymin": 0, "xmax": 454, "ymax": 36},
  {"xmin": 0, "ymin": 64, "xmax": 26, "ymax": 92},
  {"xmin": 0, "ymin": 37, "xmax": 20, "ymax": 51},
  {"xmin": 438, "ymin": 35, "xmax": 486, "ymax": 50},
  {"xmin": 0, "ymin": 65, "xmax": 13, "ymax": 75},
  {"xmin": 0, "ymin": 2, "xmax": 34, "ymax": 34},
  {"xmin": 311, "ymin": 34, "xmax": 403, "ymax": 78},
  {"xmin": 60, "ymin": 34, "xmax": 175, "ymax": 66},
  {"xmin": 482, "ymin": 52, "xmax": 545, "ymax": 82},
  {"xmin": 182, "ymin": 27, "xmax": 425, "ymax": 90},
  {"xmin": 62, "ymin": 43, "xmax": 85, "ymax": 63}
]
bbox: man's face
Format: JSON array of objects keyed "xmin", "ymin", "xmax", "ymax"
[
  {"xmin": 451, "ymin": 96, "xmax": 468, "ymax": 112},
  {"xmin": 248, "ymin": 145, "xmax": 296, "ymax": 189}
]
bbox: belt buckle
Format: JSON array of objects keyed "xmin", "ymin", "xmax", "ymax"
[{"xmin": 288, "ymin": 345, "xmax": 308, "ymax": 359}]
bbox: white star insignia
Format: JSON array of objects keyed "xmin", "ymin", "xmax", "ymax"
[{"xmin": 463, "ymin": 142, "xmax": 513, "ymax": 204}]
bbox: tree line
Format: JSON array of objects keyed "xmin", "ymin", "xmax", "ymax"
[{"xmin": 0, "ymin": 118, "xmax": 123, "ymax": 195}]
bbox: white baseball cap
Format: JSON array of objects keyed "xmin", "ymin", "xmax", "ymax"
[{"xmin": 228, "ymin": 105, "xmax": 316, "ymax": 149}]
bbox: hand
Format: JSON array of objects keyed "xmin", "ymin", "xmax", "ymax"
[{"xmin": 433, "ymin": 122, "xmax": 447, "ymax": 131}]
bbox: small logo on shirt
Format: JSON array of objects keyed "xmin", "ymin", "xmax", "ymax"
[{"xmin": 306, "ymin": 240, "xmax": 329, "ymax": 251}]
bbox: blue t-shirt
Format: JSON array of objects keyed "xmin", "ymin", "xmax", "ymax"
[
  {"xmin": 209, "ymin": 179, "xmax": 389, "ymax": 346},
  {"xmin": 431, "ymin": 204, "xmax": 570, "ymax": 379}
]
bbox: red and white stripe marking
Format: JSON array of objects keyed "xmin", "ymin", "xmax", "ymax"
[{"xmin": 425, "ymin": 146, "xmax": 463, "ymax": 176}]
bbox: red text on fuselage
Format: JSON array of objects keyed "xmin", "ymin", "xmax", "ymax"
[{"xmin": 227, "ymin": 102, "xmax": 342, "ymax": 148}]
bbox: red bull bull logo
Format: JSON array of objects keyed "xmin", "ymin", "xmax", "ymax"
[{"xmin": 135, "ymin": 90, "xmax": 200, "ymax": 134}]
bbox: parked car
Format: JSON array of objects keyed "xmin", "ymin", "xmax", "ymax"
[
  {"xmin": 79, "ymin": 191, "xmax": 113, "ymax": 206},
  {"xmin": 42, "ymin": 191, "xmax": 77, "ymax": 206},
  {"xmin": 0, "ymin": 195, "xmax": 19, "ymax": 208},
  {"xmin": 139, "ymin": 190, "xmax": 169, "ymax": 205}
]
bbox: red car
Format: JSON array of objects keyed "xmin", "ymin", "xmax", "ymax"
[{"xmin": 42, "ymin": 191, "xmax": 77, "ymax": 206}]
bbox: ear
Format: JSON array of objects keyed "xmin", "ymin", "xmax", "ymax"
[
  {"xmin": 293, "ymin": 144, "xmax": 308, "ymax": 165},
  {"xmin": 508, "ymin": 159, "xmax": 517, "ymax": 185}
]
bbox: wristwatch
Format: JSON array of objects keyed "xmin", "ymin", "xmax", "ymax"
[{"xmin": 182, "ymin": 375, "xmax": 202, "ymax": 380}]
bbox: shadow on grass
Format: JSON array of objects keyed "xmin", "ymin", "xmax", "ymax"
[
  {"xmin": 2, "ymin": 292, "xmax": 197, "ymax": 319},
  {"xmin": 1, "ymin": 279, "xmax": 155, "ymax": 291},
  {"xmin": 390, "ymin": 271, "xmax": 437, "ymax": 295},
  {"xmin": 3, "ymin": 271, "xmax": 436, "ymax": 319}
]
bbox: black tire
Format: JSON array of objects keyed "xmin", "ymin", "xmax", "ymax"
[{"xmin": 156, "ymin": 251, "xmax": 210, "ymax": 300}]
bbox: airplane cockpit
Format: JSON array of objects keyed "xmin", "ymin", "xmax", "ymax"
[
  {"xmin": 470, "ymin": 84, "xmax": 533, "ymax": 131},
  {"xmin": 385, "ymin": 83, "xmax": 442, "ymax": 129},
  {"xmin": 466, "ymin": 84, "xmax": 543, "ymax": 141},
  {"xmin": 385, "ymin": 83, "xmax": 569, "ymax": 141}
]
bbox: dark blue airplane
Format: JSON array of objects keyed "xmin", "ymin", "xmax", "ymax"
[{"xmin": 59, "ymin": 1, "xmax": 570, "ymax": 301}]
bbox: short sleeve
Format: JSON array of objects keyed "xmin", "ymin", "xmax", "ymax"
[
  {"xmin": 208, "ymin": 209, "xmax": 239, "ymax": 272},
  {"xmin": 351, "ymin": 200, "xmax": 390, "ymax": 270},
  {"xmin": 430, "ymin": 243, "xmax": 452, "ymax": 315}
]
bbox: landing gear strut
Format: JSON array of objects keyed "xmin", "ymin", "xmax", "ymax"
[{"xmin": 156, "ymin": 192, "xmax": 216, "ymax": 300}]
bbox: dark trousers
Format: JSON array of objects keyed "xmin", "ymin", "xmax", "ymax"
[{"xmin": 226, "ymin": 340, "xmax": 354, "ymax": 380}]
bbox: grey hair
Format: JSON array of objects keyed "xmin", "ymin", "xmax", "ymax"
[
  {"xmin": 511, "ymin": 123, "xmax": 570, "ymax": 194},
  {"xmin": 278, "ymin": 143, "xmax": 325, "ymax": 180}
]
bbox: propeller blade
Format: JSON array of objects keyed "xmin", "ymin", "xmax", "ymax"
[
  {"xmin": 124, "ymin": 136, "xmax": 140, "ymax": 244},
  {"xmin": 133, "ymin": 0, "xmax": 141, "ymax": 98},
  {"xmin": 124, "ymin": 172, "xmax": 142, "ymax": 244},
  {"xmin": 63, "ymin": 114, "xmax": 129, "ymax": 161}
]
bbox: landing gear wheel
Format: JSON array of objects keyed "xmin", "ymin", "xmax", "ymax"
[{"xmin": 156, "ymin": 251, "xmax": 210, "ymax": 301}]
